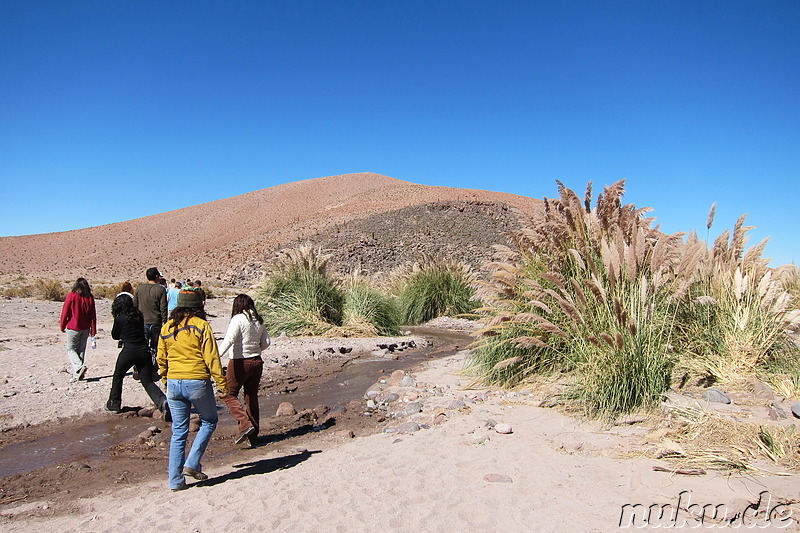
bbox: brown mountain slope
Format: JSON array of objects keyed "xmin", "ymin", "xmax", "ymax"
[{"xmin": 0, "ymin": 173, "xmax": 540, "ymax": 286}]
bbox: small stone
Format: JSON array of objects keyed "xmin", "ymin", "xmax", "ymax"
[
  {"xmin": 387, "ymin": 370, "xmax": 405, "ymax": 386},
  {"xmin": 148, "ymin": 426, "xmax": 159, "ymax": 433},
  {"xmin": 138, "ymin": 407, "xmax": 155, "ymax": 417},
  {"xmin": 276, "ymin": 402, "xmax": 297, "ymax": 416},
  {"xmin": 485, "ymin": 419, "xmax": 497, "ymax": 428},
  {"xmin": 404, "ymin": 392, "xmax": 419, "ymax": 402},
  {"xmin": 366, "ymin": 400, "xmax": 377, "ymax": 410},
  {"xmin": 313, "ymin": 405, "xmax": 329, "ymax": 418},
  {"xmin": 366, "ymin": 389, "xmax": 381, "ymax": 400},
  {"xmin": 432, "ymin": 413, "xmax": 447, "ymax": 425},
  {"xmin": 400, "ymin": 376, "xmax": 417, "ymax": 387},
  {"xmin": 792, "ymin": 402, "xmax": 800, "ymax": 419},
  {"xmin": 494, "ymin": 423, "xmax": 513, "ymax": 434},
  {"xmin": 750, "ymin": 378, "xmax": 775, "ymax": 401},
  {"xmin": 336, "ymin": 430, "xmax": 355, "ymax": 438},
  {"xmin": 702, "ymin": 387, "xmax": 731, "ymax": 404},
  {"xmin": 397, "ymin": 422, "xmax": 420, "ymax": 434},
  {"xmin": 403, "ymin": 402, "xmax": 423, "ymax": 416},
  {"xmin": 448, "ymin": 399, "xmax": 466, "ymax": 410},
  {"xmin": 484, "ymin": 473, "xmax": 513, "ymax": 483},
  {"xmin": 137, "ymin": 430, "xmax": 153, "ymax": 440},
  {"xmin": 769, "ymin": 403, "xmax": 788, "ymax": 420},
  {"xmin": 380, "ymin": 393, "xmax": 400, "ymax": 404}
]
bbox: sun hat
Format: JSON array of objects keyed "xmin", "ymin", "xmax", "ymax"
[{"xmin": 177, "ymin": 287, "xmax": 203, "ymax": 308}]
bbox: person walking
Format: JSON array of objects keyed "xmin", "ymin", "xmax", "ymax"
[
  {"xmin": 59, "ymin": 278, "xmax": 97, "ymax": 381},
  {"xmin": 219, "ymin": 294, "xmax": 271, "ymax": 447},
  {"xmin": 166, "ymin": 281, "xmax": 182, "ymax": 314},
  {"xmin": 106, "ymin": 293, "xmax": 170, "ymax": 419},
  {"xmin": 157, "ymin": 287, "xmax": 228, "ymax": 491},
  {"xmin": 134, "ymin": 267, "xmax": 168, "ymax": 377}
]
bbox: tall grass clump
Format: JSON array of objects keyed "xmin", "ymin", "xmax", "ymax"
[
  {"xmin": 255, "ymin": 245, "xmax": 401, "ymax": 337},
  {"xmin": 34, "ymin": 278, "xmax": 67, "ymax": 301},
  {"xmin": 675, "ymin": 215, "xmax": 800, "ymax": 383},
  {"xmin": 335, "ymin": 278, "xmax": 401, "ymax": 337},
  {"xmin": 470, "ymin": 181, "xmax": 800, "ymax": 420},
  {"xmin": 393, "ymin": 256, "xmax": 480, "ymax": 325},
  {"xmin": 255, "ymin": 245, "xmax": 343, "ymax": 336},
  {"xmin": 471, "ymin": 180, "xmax": 684, "ymax": 419}
]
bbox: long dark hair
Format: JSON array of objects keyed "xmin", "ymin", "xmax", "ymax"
[
  {"xmin": 112, "ymin": 293, "xmax": 143, "ymax": 326},
  {"xmin": 231, "ymin": 294, "xmax": 263, "ymax": 324},
  {"xmin": 72, "ymin": 278, "xmax": 92, "ymax": 297},
  {"xmin": 168, "ymin": 307, "xmax": 207, "ymax": 339}
]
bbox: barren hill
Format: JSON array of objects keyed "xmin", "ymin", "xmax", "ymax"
[{"xmin": 0, "ymin": 173, "xmax": 540, "ymax": 287}]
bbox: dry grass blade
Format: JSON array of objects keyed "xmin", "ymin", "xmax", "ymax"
[{"xmin": 492, "ymin": 356, "xmax": 523, "ymax": 370}]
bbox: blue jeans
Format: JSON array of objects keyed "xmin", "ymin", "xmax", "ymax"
[{"xmin": 166, "ymin": 379, "xmax": 218, "ymax": 489}]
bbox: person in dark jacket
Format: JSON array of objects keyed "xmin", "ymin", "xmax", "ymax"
[{"xmin": 107, "ymin": 293, "xmax": 170, "ymax": 420}]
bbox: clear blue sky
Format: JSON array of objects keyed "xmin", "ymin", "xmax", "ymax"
[{"xmin": 2, "ymin": 1, "xmax": 798, "ymax": 265}]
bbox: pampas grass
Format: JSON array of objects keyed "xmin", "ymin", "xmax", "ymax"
[{"xmin": 393, "ymin": 256, "xmax": 480, "ymax": 325}]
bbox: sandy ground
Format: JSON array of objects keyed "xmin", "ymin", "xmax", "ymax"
[{"xmin": 1, "ymin": 297, "xmax": 799, "ymax": 531}]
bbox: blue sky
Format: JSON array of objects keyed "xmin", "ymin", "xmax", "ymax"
[{"xmin": 1, "ymin": 1, "xmax": 798, "ymax": 265}]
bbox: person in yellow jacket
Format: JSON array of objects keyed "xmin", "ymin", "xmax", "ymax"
[{"xmin": 157, "ymin": 287, "xmax": 228, "ymax": 491}]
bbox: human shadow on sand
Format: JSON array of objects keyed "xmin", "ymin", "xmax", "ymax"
[
  {"xmin": 197, "ymin": 450, "xmax": 320, "ymax": 487},
  {"xmin": 249, "ymin": 417, "xmax": 337, "ymax": 449}
]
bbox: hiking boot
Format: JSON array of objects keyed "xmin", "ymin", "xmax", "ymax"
[
  {"xmin": 183, "ymin": 467, "xmax": 208, "ymax": 481},
  {"xmin": 106, "ymin": 401, "xmax": 121, "ymax": 413},
  {"xmin": 234, "ymin": 426, "xmax": 256, "ymax": 445},
  {"xmin": 171, "ymin": 481, "xmax": 188, "ymax": 492},
  {"xmin": 77, "ymin": 366, "xmax": 87, "ymax": 381}
]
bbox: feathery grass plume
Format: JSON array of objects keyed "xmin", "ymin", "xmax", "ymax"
[
  {"xmin": 393, "ymin": 255, "xmax": 480, "ymax": 325},
  {"xmin": 706, "ymin": 202, "xmax": 717, "ymax": 231},
  {"xmin": 674, "ymin": 218, "xmax": 800, "ymax": 384},
  {"xmin": 471, "ymin": 180, "xmax": 679, "ymax": 418}
]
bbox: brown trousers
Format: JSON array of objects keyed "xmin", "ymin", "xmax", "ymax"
[{"xmin": 223, "ymin": 356, "xmax": 263, "ymax": 444}]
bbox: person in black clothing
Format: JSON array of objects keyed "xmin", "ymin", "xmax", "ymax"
[{"xmin": 106, "ymin": 293, "xmax": 170, "ymax": 420}]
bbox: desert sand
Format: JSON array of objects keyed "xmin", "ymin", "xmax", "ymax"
[{"xmin": 0, "ymin": 296, "xmax": 798, "ymax": 531}]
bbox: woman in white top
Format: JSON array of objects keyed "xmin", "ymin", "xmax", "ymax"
[{"xmin": 219, "ymin": 294, "xmax": 271, "ymax": 446}]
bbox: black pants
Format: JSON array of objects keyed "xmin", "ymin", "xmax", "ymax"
[
  {"xmin": 107, "ymin": 344, "xmax": 167, "ymax": 411},
  {"xmin": 143, "ymin": 322, "xmax": 162, "ymax": 354}
]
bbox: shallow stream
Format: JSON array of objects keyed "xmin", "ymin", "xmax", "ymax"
[{"xmin": 0, "ymin": 328, "xmax": 471, "ymax": 479}]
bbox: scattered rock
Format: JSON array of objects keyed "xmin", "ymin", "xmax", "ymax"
[
  {"xmin": 137, "ymin": 430, "xmax": 153, "ymax": 440},
  {"xmin": 448, "ymin": 399, "xmax": 466, "ymax": 410},
  {"xmin": 494, "ymin": 423, "xmax": 513, "ymax": 434},
  {"xmin": 404, "ymin": 392, "xmax": 419, "ymax": 402},
  {"xmin": 397, "ymin": 422, "xmax": 420, "ymax": 434},
  {"xmin": 366, "ymin": 400, "xmax": 377, "ymax": 410},
  {"xmin": 336, "ymin": 430, "xmax": 355, "ymax": 439},
  {"xmin": 792, "ymin": 402, "xmax": 800, "ymax": 419},
  {"xmin": 750, "ymin": 378, "xmax": 775, "ymax": 401},
  {"xmin": 400, "ymin": 376, "xmax": 416, "ymax": 387},
  {"xmin": 484, "ymin": 419, "xmax": 497, "ymax": 428},
  {"xmin": 387, "ymin": 370, "xmax": 405, "ymax": 386},
  {"xmin": 484, "ymin": 473, "xmax": 513, "ymax": 483},
  {"xmin": 379, "ymin": 392, "xmax": 400, "ymax": 404},
  {"xmin": 702, "ymin": 388, "xmax": 731, "ymax": 404},
  {"xmin": 313, "ymin": 405, "xmax": 329, "ymax": 419},
  {"xmin": 768, "ymin": 405, "xmax": 787, "ymax": 420},
  {"xmin": 137, "ymin": 407, "xmax": 156, "ymax": 418},
  {"xmin": 276, "ymin": 402, "xmax": 297, "ymax": 416},
  {"xmin": 432, "ymin": 413, "xmax": 447, "ymax": 425},
  {"xmin": 403, "ymin": 402, "xmax": 423, "ymax": 416}
]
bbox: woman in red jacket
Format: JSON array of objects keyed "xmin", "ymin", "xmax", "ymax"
[{"xmin": 59, "ymin": 278, "xmax": 97, "ymax": 380}]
